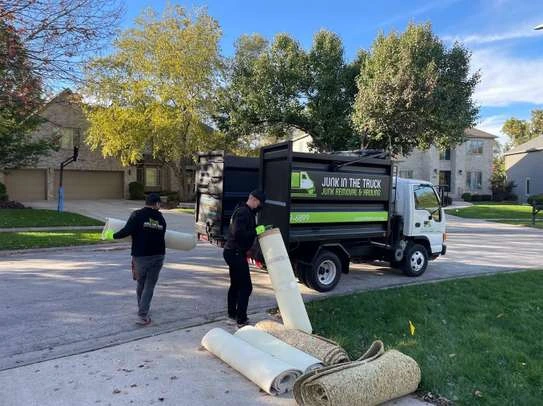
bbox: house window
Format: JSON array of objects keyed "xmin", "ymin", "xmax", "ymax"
[
  {"xmin": 59, "ymin": 128, "xmax": 81, "ymax": 149},
  {"xmin": 145, "ymin": 167, "xmax": 161, "ymax": 187},
  {"xmin": 468, "ymin": 140, "xmax": 483, "ymax": 155},
  {"xmin": 526, "ymin": 178, "xmax": 531, "ymax": 196},
  {"xmin": 439, "ymin": 148, "xmax": 451, "ymax": 160},
  {"xmin": 399, "ymin": 170, "xmax": 414, "ymax": 179},
  {"xmin": 466, "ymin": 171, "xmax": 482, "ymax": 190}
]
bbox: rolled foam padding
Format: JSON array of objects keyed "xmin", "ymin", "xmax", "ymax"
[
  {"xmin": 255, "ymin": 320, "xmax": 350, "ymax": 366},
  {"xmin": 102, "ymin": 217, "xmax": 196, "ymax": 251},
  {"xmin": 257, "ymin": 228, "xmax": 312, "ymax": 333},
  {"xmin": 293, "ymin": 340, "xmax": 421, "ymax": 406},
  {"xmin": 234, "ymin": 326, "xmax": 323, "ymax": 373},
  {"xmin": 201, "ymin": 327, "xmax": 301, "ymax": 395}
]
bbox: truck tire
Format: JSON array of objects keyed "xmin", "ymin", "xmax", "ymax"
[
  {"xmin": 307, "ymin": 251, "xmax": 342, "ymax": 292},
  {"xmin": 401, "ymin": 243, "xmax": 428, "ymax": 277}
]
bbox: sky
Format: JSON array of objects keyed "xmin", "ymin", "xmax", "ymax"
[{"xmin": 119, "ymin": 0, "xmax": 543, "ymax": 145}]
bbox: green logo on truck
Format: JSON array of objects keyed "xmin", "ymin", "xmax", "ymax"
[{"xmin": 291, "ymin": 171, "xmax": 316, "ymax": 197}]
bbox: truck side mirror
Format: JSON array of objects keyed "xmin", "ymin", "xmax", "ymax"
[{"xmin": 73, "ymin": 146, "xmax": 79, "ymax": 162}]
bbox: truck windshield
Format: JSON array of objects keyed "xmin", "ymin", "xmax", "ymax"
[{"xmin": 414, "ymin": 185, "xmax": 441, "ymax": 221}]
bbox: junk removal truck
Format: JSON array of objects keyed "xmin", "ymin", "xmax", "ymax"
[{"xmin": 196, "ymin": 141, "xmax": 447, "ymax": 292}]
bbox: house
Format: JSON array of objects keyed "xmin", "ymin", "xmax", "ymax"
[
  {"xmin": 504, "ymin": 135, "xmax": 543, "ymax": 202},
  {"xmin": 0, "ymin": 89, "xmax": 195, "ymax": 201},
  {"xmin": 292, "ymin": 128, "xmax": 496, "ymax": 200},
  {"xmin": 396, "ymin": 128, "xmax": 496, "ymax": 199}
]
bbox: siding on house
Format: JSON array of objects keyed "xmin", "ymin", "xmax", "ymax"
[{"xmin": 504, "ymin": 135, "xmax": 543, "ymax": 202}]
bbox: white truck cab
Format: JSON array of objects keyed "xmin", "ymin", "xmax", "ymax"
[{"xmin": 392, "ymin": 178, "xmax": 447, "ymax": 275}]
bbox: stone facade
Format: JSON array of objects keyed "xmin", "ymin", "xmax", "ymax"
[
  {"xmin": 33, "ymin": 90, "xmax": 137, "ymax": 199},
  {"xmin": 396, "ymin": 129, "xmax": 496, "ymax": 199}
]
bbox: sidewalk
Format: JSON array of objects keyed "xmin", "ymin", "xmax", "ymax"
[
  {"xmin": 0, "ymin": 226, "xmax": 103, "ymax": 232},
  {"xmin": 0, "ymin": 314, "xmax": 429, "ymax": 406}
]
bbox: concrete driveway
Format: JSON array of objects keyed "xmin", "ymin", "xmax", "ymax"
[
  {"xmin": 1, "ymin": 215, "xmax": 542, "ymax": 372},
  {"xmin": 25, "ymin": 199, "xmax": 195, "ymax": 232}
]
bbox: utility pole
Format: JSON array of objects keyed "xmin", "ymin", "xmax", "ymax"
[{"xmin": 57, "ymin": 146, "xmax": 79, "ymax": 212}]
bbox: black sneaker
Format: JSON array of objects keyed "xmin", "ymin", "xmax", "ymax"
[{"xmin": 237, "ymin": 319, "xmax": 250, "ymax": 328}]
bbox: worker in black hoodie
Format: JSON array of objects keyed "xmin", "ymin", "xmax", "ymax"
[
  {"xmin": 112, "ymin": 193, "xmax": 167, "ymax": 326},
  {"xmin": 223, "ymin": 189, "xmax": 266, "ymax": 327}
]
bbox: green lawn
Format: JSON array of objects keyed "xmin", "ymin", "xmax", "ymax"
[
  {"xmin": 172, "ymin": 208, "xmax": 195, "ymax": 215},
  {"xmin": 0, "ymin": 230, "xmax": 116, "ymax": 250},
  {"xmin": 306, "ymin": 271, "xmax": 543, "ymax": 405},
  {"xmin": 0, "ymin": 209, "xmax": 103, "ymax": 228},
  {"xmin": 446, "ymin": 204, "xmax": 536, "ymax": 220}
]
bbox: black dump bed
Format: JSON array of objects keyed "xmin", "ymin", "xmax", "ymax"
[
  {"xmin": 259, "ymin": 142, "xmax": 393, "ymax": 247},
  {"xmin": 195, "ymin": 152, "xmax": 259, "ymax": 244}
]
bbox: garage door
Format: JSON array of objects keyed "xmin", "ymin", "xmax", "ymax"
[
  {"xmin": 55, "ymin": 170, "xmax": 124, "ymax": 199},
  {"xmin": 3, "ymin": 169, "xmax": 47, "ymax": 201}
]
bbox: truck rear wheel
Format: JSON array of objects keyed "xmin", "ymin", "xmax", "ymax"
[
  {"xmin": 307, "ymin": 251, "xmax": 342, "ymax": 292},
  {"xmin": 401, "ymin": 243, "xmax": 428, "ymax": 277}
]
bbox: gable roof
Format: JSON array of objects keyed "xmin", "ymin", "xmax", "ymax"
[
  {"xmin": 465, "ymin": 128, "xmax": 497, "ymax": 139},
  {"xmin": 505, "ymin": 135, "xmax": 543, "ymax": 155}
]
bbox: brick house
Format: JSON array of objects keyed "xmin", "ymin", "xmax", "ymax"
[{"xmin": 0, "ymin": 89, "xmax": 195, "ymax": 201}]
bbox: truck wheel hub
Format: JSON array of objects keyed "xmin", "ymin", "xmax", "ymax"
[
  {"xmin": 410, "ymin": 251, "xmax": 425, "ymax": 272},
  {"xmin": 317, "ymin": 260, "xmax": 337, "ymax": 285}
]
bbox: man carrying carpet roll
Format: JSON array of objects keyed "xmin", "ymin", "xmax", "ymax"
[
  {"xmin": 106, "ymin": 193, "xmax": 167, "ymax": 326},
  {"xmin": 223, "ymin": 189, "xmax": 266, "ymax": 327}
]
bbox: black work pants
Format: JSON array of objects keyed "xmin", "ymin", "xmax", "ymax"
[{"xmin": 223, "ymin": 248, "xmax": 252, "ymax": 323}]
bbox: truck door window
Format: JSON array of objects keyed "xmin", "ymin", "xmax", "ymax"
[{"xmin": 414, "ymin": 186, "xmax": 441, "ymax": 221}]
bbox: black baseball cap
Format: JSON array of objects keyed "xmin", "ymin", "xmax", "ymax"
[
  {"xmin": 145, "ymin": 193, "xmax": 161, "ymax": 205},
  {"xmin": 250, "ymin": 189, "xmax": 266, "ymax": 204}
]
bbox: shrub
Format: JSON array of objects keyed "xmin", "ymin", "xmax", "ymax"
[
  {"xmin": 0, "ymin": 182, "xmax": 8, "ymax": 202},
  {"xmin": 128, "ymin": 181, "xmax": 145, "ymax": 200},
  {"xmin": 442, "ymin": 196, "xmax": 453, "ymax": 206},
  {"xmin": 527, "ymin": 194, "xmax": 543, "ymax": 206},
  {"xmin": 0, "ymin": 201, "xmax": 26, "ymax": 209},
  {"xmin": 461, "ymin": 192, "xmax": 472, "ymax": 202},
  {"xmin": 505, "ymin": 193, "xmax": 518, "ymax": 202},
  {"xmin": 480, "ymin": 194, "xmax": 492, "ymax": 201}
]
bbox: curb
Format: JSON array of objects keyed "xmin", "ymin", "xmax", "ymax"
[{"xmin": 0, "ymin": 242, "xmax": 130, "ymax": 257}]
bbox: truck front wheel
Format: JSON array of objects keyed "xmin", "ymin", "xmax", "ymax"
[
  {"xmin": 401, "ymin": 243, "xmax": 428, "ymax": 277},
  {"xmin": 307, "ymin": 251, "xmax": 342, "ymax": 292}
]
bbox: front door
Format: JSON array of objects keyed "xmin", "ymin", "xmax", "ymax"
[
  {"xmin": 412, "ymin": 184, "xmax": 445, "ymax": 254},
  {"xmin": 439, "ymin": 171, "xmax": 451, "ymax": 193}
]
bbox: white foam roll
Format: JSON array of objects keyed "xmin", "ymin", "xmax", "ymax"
[
  {"xmin": 102, "ymin": 217, "xmax": 196, "ymax": 251},
  {"xmin": 201, "ymin": 328, "xmax": 301, "ymax": 395},
  {"xmin": 235, "ymin": 326, "xmax": 323, "ymax": 373},
  {"xmin": 258, "ymin": 228, "xmax": 313, "ymax": 333}
]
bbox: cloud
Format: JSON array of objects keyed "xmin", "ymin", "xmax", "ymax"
[
  {"xmin": 471, "ymin": 48, "xmax": 543, "ymax": 107},
  {"xmin": 443, "ymin": 27, "xmax": 542, "ymax": 45},
  {"xmin": 477, "ymin": 115, "xmax": 509, "ymax": 145},
  {"xmin": 376, "ymin": 0, "xmax": 463, "ymax": 28}
]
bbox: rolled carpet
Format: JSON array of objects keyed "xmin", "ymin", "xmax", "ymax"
[
  {"xmin": 293, "ymin": 341, "xmax": 421, "ymax": 406},
  {"xmin": 257, "ymin": 228, "xmax": 313, "ymax": 333},
  {"xmin": 201, "ymin": 328, "xmax": 301, "ymax": 395},
  {"xmin": 255, "ymin": 320, "xmax": 349, "ymax": 366},
  {"xmin": 102, "ymin": 217, "xmax": 196, "ymax": 251},
  {"xmin": 234, "ymin": 326, "xmax": 323, "ymax": 373}
]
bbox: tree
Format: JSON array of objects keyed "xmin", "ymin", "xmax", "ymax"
[
  {"xmin": 352, "ymin": 23, "xmax": 479, "ymax": 156},
  {"xmin": 0, "ymin": 0, "xmax": 124, "ymax": 83},
  {"xmin": 0, "ymin": 20, "xmax": 51, "ymax": 169},
  {"xmin": 217, "ymin": 30, "xmax": 363, "ymax": 153},
  {"xmin": 83, "ymin": 6, "xmax": 223, "ymax": 199},
  {"xmin": 502, "ymin": 109, "xmax": 543, "ymax": 146}
]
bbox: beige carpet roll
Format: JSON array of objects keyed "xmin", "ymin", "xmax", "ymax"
[
  {"xmin": 201, "ymin": 328, "xmax": 301, "ymax": 396},
  {"xmin": 257, "ymin": 228, "xmax": 312, "ymax": 333},
  {"xmin": 102, "ymin": 217, "xmax": 196, "ymax": 251},
  {"xmin": 255, "ymin": 320, "xmax": 350, "ymax": 366},
  {"xmin": 234, "ymin": 326, "xmax": 323, "ymax": 373},
  {"xmin": 293, "ymin": 341, "xmax": 421, "ymax": 406}
]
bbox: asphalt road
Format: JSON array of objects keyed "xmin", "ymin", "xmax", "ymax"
[{"xmin": 1, "ymin": 215, "xmax": 542, "ymax": 371}]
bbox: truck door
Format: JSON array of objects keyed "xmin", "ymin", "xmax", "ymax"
[{"xmin": 412, "ymin": 184, "xmax": 445, "ymax": 254}]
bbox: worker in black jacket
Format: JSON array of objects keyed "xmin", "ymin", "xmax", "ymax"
[
  {"xmin": 223, "ymin": 189, "xmax": 266, "ymax": 327},
  {"xmin": 112, "ymin": 193, "xmax": 167, "ymax": 326}
]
